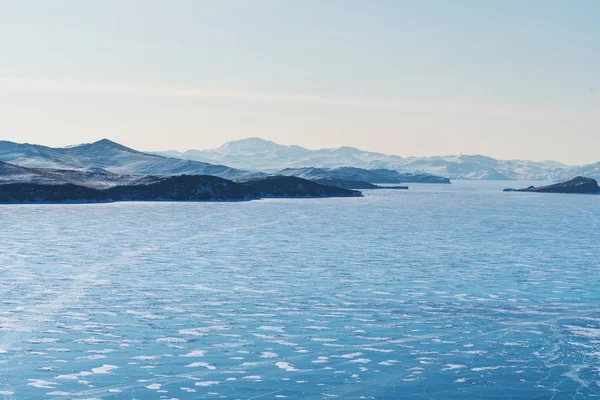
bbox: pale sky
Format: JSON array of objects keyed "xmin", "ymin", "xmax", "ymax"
[{"xmin": 0, "ymin": 0, "xmax": 598, "ymax": 165}]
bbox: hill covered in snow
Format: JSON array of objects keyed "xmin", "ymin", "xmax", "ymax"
[{"xmin": 0, "ymin": 139, "xmax": 260, "ymax": 180}]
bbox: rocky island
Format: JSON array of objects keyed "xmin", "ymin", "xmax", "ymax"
[{"xmin": 503, "ymin": 176, "xmax": 600, "ymax": 194}]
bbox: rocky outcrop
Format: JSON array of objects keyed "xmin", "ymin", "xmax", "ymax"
[{"xmin": 503, "ymin": 176, "xmax": 600, "ymax": 194}]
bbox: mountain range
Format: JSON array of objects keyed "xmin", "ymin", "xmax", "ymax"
[
  {"xmin": 0, "ymin": 140, "xmax": 372, "ymax": 202},
  {"xmin": 154, "ymin": 137, "xmax": 599, "ymax": 181},
  {"xmin": 2, "ymin": 138, "xmax": 597, "ymax": 184},
  {"xmin": 0, "ymin": 139, "xmax": 450, "ymax": 185},
  {"xmin": 0, "ymin": 139, "xmax": 260, "ymax": 180}
]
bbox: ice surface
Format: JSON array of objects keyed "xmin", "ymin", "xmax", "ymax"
[{"xmin": 0, "ymin": 181, "xmax": 599, "ymax": 398}]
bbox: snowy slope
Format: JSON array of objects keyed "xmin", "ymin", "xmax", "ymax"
[
  {"xmin": 0, "ymin": 139, "xmax": 261, "ymax": 180},
  {"xmin": 0, "ymin": 161, "xmax": 161, "ymax": 188},
  {"xmin": 0, "ymin": 161, "xmax": 64, "ymax": 185}
]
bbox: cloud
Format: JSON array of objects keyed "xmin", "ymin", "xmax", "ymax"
[
  {"xmin": 0, "ymin": 76, "xmax": 357, "ymax": 106},
  {"xmin": 0, "ymin": 76, "xmax": 595, "ymax": 119}
]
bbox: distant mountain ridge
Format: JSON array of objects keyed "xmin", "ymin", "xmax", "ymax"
[
  {"xmin": 153, "ymin": 137, "xmax": 597, "ymax": 181},
  {"xmin": 154, "ymin": 137, "xmax": 407, "ymax": 174},
  {"xmin": 275, "ymin": 167, "xmax": 451, "ymax": 184},
  {"xmin": 0, "ymin": 139, "xmax": 261, "ymax": 180}
]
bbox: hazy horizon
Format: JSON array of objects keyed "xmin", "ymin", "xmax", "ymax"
[{"xmin": 1, "ymin": 0, "xmax": 599, "ymax": 164}]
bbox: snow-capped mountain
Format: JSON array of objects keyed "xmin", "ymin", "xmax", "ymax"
[
  {"xmin": 153, "ymin": 137, "xmax": 595, "ymax": 181},
  {"xmin": 0, "ymin": 139, "xmax": 260, "ymax": 180},
  {"xmin": 153, "ymin": 138, "xmax": 406, "ymax": 173}
]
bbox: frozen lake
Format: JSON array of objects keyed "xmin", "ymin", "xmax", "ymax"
[{"xmin": 1, "ymin": 181, "xmax": 599, "ymax": 399}]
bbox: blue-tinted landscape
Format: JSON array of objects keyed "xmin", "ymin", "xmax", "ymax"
[
  {"xmin": 2, "ymin": 1, "xmax": 599, "ymax": 398},
  {"xmin": 1, "ymin": 182, "xmax": 598, "ymax": 399}
]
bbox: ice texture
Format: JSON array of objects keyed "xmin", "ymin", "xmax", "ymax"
[{"xmin": 0, "ymin": 181, "xmax": 599, "ymax": 399}]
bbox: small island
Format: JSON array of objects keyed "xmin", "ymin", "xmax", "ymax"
[{"xmin": 503, "ymin": 176, "xmax": 600, "ymax": 194}]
